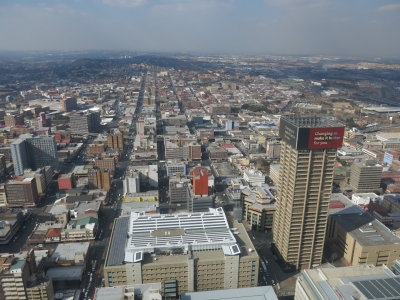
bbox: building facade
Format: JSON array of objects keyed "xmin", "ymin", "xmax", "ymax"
[
  {"xmin": 350, "ymin": 161, "xmax": 383, "ymax": 193},
  {"xmin": 104, "ymin": 208, "xmax": 259, "ymax": 295},
  {"xmin": 272, "ymin": 116, "xmax": 344, "ymax": 270}
]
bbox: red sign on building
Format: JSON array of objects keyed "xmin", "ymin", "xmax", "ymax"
[{"xmin": 307, "ymin": 127, "xmax": 345, "ymax": 149}]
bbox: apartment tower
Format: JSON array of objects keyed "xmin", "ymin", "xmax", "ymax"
[{"xmin": 272, "ymin": 116, "xmax": 344, "ymax": 270}]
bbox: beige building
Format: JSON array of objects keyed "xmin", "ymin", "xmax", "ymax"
[
  {"xmin": 350, "ymin": 160, "xmax": 383, "ymax": 193},
  {"xmin": 242, "ymin": 186, "xmax": 275, "ymax": 231},
  {"xmin": 295, "ymin": 264, "xmax": 400, "ymax": 300},
  {"xmin": 326, "ymin": 194, "xmax": 400, "ymax": 267},
  {"xmin": 104, "ymin": 208, "xmax": 259, "ymax": 296},
  {"xmin": 273, "ymin": 117, "xmax": 344, "ymax": 270}
]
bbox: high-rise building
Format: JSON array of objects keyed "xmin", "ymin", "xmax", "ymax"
[
  {"xmin": 350, "ymin": 160, "xmax": 383, "ymax": 193},
  {"xmin": 104, "ymin": 208, "xmax": 259, "ymax": 295},
  {"xmin": 11, "ymin": 134, "xmax": 58, "ymax": 176},
  {"xmin": 191, "ymin": 167, "xmax": 208, "ymax": 195},
  {"xmin": 107, "ymin": 129, "xmax": 124, "ymax": 150},
  {"xmin": 272, "ymin": 116, "xmax": 344, "ymax": 270},
  {"xmin": 70, "ymin": 111, "xmax": 100, "ymax": 135}
]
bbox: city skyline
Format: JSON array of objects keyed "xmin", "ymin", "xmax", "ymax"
[{"xmin": 0, "ymin": 0, "xmax": 399, "ymax": 58}]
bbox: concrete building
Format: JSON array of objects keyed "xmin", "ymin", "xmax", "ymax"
[
  {"xmin": 123, "ymin": 173, "xmax": 140, "ymax": 194},
  {"xmin": 191, "ymin": 167, "xmax": 208, "ymax": 196},
  {"xmin": 273, "ymin": 116, "xmax": 345, "ymax": 270},
  {"xmin": 182, "ymin": 286, "xmax": 278, "ymax": 300},
  {"xmin": 95, "ymin": 157, "xmax": 116, "ymax": 172},
  {"xmin": 169, "ymin": 178, "xmax": 191, "ymax": 207},
  {"xmin": 350, "ymin": 160, "xmax": 383, "ymax": 193},
  {"xmin": 93, "ymin": 283, "xmax": 162, "ymax": 300},
  {"xmin": 4, "ymin": 114, "xmax": 24, "ymax": 127},
  {"xmin": 295, "ymin": 264, "xmax": 400, "ymax": 300},
  {"xmin": 5, "ymin": 178, "xmax": 39, "ymax": 207},
  {"xmin": 107, "ymin": 129, "xmax": 124, "ymax": 150},
  {"xmin": 104, "ymin": 208, "xmax": 259, "ymax": 295},
  {"xmin": 88, "ymin": 168, "xmax": 111, "ymax": 191},
  {"xmin": 265, "ymin": 140, "xmax": 281, "ymax": 159},
  {"xmin": 11, "ymin": 134, "xmax": 58, "ymax": 176},
  {"xmin": 60, "ymin": 97, "xmax": 77, "ymax": 112},
  {"xmin": 242, "ymin": 186, "xmax": 275, "ymax": 231},
  {"xmin": 165, "ymin": 161, "xmax": 187, "ymax": 177},
  {"xmin": 70, "ymin": 111, "xmax": 100, "ymax": 135},
  {"xmin": 243, "ymin": 169, "xmax": 265, "ymax": 187},
  {"xmin": 326, "ymin": 194, "xmax": 400, "ymax": 267}
]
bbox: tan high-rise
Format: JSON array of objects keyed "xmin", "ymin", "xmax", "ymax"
[{"xmin": 273, "ymin": 117, "xmax": 344, "ymax": 270}]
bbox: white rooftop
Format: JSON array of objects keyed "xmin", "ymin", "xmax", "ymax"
[{"xmin": 124, "ymin": 208, "xmax": 238, "ymax": 262}]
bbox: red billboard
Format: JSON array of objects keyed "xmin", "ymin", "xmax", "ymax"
[{"xmin": 307, "ymin": 127, "xmax": 344, "ymax": 149}]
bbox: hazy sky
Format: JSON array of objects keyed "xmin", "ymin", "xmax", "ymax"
[{"xmin": 0, "ymin": 0, "xmax": 400, "ymax": 58}]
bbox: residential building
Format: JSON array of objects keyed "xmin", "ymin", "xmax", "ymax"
[
  {"xmin": 104, "ymin": 208, "xmax": 259, "ymax": 295},
  {"xmin": 273, "ymin": 116, "xmax": 345, "ymax": 270},
  {"xmin": 295, "ymin": 264, "xmax": 400, "ymax": 300},
  {"xmin": 350, "ymin": 160, "xmax": 383, "ymax": 193}
]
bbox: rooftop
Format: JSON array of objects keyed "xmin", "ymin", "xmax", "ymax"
[
  {"xmin": 281, "ymin": 116, "xmax": 342, "ymax": 128},
  {"xmin": 182, "ymin": 286, "xmax": 278, "ymax": 300}
]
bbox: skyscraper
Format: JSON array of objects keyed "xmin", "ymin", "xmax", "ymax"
[
  {"xmin": 272, "ymin": 116, "xmax": 344, "ymax": 270},
  {"xmin": 11, "ymin": 134, "xmax": 58, "ymax": 176}
]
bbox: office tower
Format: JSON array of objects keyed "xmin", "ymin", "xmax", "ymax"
[
  {"xmin": 107, "ymin": 129, "xmax": 124, "ymax": 150},
  {"xmin": 191, "ymin": 167, "xmax": 208, "ymax": 195},
  {"xmin": 11, "ymin": 134, "xmax": 58, "ymax": 176},
  {"xmin": 136, "ymin": 117, "xmax": 145, "ymax": 136},
  {"xmin": 5, "ymin": 178, "xmax": 39, "ymax": 207},
  {"xmin": 350, "ymin": 160, "xmax": 383, "ymax": 193},
  {"xmin": 104, "ymin": 208, "xmax": 259, "ymax": 294},
  {"xmin": 70, "ymin": 111, "xmax": 100, "ymax": 135},
  {"xmin": 4, "ymin": 114, "xmax": 24, "ymax": 127},
  {"xmin": 61, "ymin": 97, "xmax": 77, "ymax": 112},
  {"xmin": 272, "ymin": 116, "xmax": 344, "ymax": 270},
  {"xmin": 11, "ymin": 138, "xmax": 30, "ymax": 176}
]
